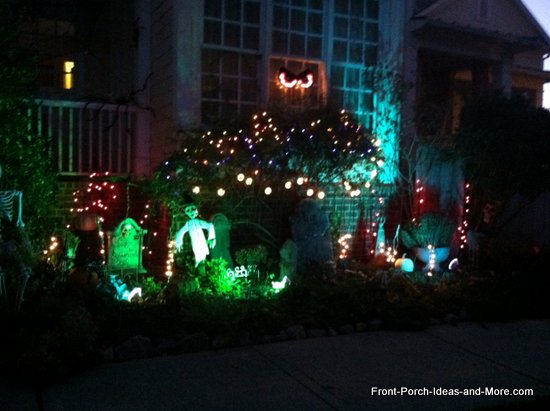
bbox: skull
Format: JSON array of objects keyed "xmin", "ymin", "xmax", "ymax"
[
  {"xmin": 121, "ymin": 224, "xmax": 133, "ymax": 237},
  {"xmin": 184, "ymin": 204, "xmax": 198, "ymax": 219}
]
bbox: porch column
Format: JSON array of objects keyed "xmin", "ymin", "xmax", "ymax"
[{"xmin": 174, "ymin": 0, "xmax": 203, "ymax": 128}]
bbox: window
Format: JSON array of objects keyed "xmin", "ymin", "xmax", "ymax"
[
  {"xmin": 268, "ymin": 57, "xmax": 326, "ymax": 110},
  {"xmin": 202, "ymin": 0, "xmax": 261, "ymax": 123},
  {"xmin": 63, "ymin": 61, "xmax": 75, "ymax": 90},
  {"xmin": 201, "ymin": 50, "xmax": 259, "ymax": 123},
  {"xmin": 272, "ymin": 0, "xmax": 324, "ymax": 59},
  {"xmin": 203, "ymin": 0, "xmax": 261, "ymax": 51},
  {"xmin": 330, "ymin": 0, "xmax": 378, "ymax": 127}
]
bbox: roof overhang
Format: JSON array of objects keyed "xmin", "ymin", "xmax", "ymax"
[{"xmin": 410, "ymin": 17, "xmax": 550, "ymax": 55}]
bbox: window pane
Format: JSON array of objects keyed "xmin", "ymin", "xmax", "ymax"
[
  {"xmin": 202, "ymin": 50, "xmax": 220, "ymax": 73},
  {"xmin": 330, "ymin": 66, "xmax": 344, "ymax": 86},
  {"xmin": 330, "ymin": 88, "xmax": 343, "ymax": 106},
  {"xmin": 350, "ymin": 18, "xmax": 363, "ymax": 39},
  {"xmin": 202, "ymin": 101, "xmax": 221, "ymax": 122},
  {"xmin": 365, "ymin": 45, "xmax": 377, "ymax": 65},
  {"xmin": 292, "ymin": 0, "xmax": 306, "ymax": 6},
  {"xmin": 367, "ymin": 0, "xmax": 379, "ymax": 19},
  {"xmin": 270, "ymin": 58, "xmax": 285, "ymax": 76},
  {"xmin": 346, "ymin": 67, "xmax": 359, "ymax": 88},
  {"xmin": 349, "ymin": 43, "xmax": 363, "ymax": 63},
  {"xmin": 287, "ymin": 59, "xmax": 302, "ymax": 73},
  {"xmin": 202, "ymin": 75, "xmax": 219, "ymax": 98},
  {"xmin": 333, "ymin": 41, "xmax": 347, "ymax": 61},
  {"xmin": 366, "ymin": 22, "xmax": 377, "ymax": 42},
  {"xmin": 291, "ymin": 9, "xmax": 305, "ymax": 31},
  {"xmin": 272, "ymin": 30, "xmax": 288, "ymax": 53},
  {"xmin": 244, "ymin": 1, "xmax": 260, "ymax": 23},
  {"xmin": 225, "ymin": 0, "xmax": 241, "ymax": 21},
  {"xmin": 335, "ymin": 0, "xmax": 349, "ymax": 14},
  {"xmin": 290, "ymin": 34, "xmax": 305, "ymax": 56},
  {"xmin": 221, "ymin": 77, "xmax": 238, "ymax": 100},
  {"xmin": 307, "ymin": 36, "xmax": 322, "ymax": 58},
  {"xmin": 309, "ymin": 0, "xmax": 323, "ymax": 10},
  {"xmin": 273, "ymin": 6, "xmax": 288, "ymax": 29},
  {"xmin": 334, "ymin": 17, "xmax": 347, "ymax": 37},
  {"xmin": 224, "ymin": 23, "xmax": 241, "ymax": 47},
  {"xmin": 308, "ymin": 13, "xmax": 323, "ymax": 34},
  {"xmin": 345, "ymin": 91, "xmax": 358, "ymax": 109},
  {"xmin": 222, "ymin": 102, "xmax": 238, "ymax": 117},
  {"xmin": 243, "ymin": 26, "xmax": 259, "ymax": 49},
  {"xmin": 241, "ymin": 79, "xmax": 258, "ymax": 101},
  {"xmin": 363, "ymin": 92, "xmax": 374, "ymax": 110},
  {"xmin": 204, "ymin": 20, "xmax": 221, "ymax": 44},
  {"xmin": 351, "ymin": 1, "xmax": 364, "ymax": 17},
  {"xmin": 205, "ymin": 0, "xmax": 222, "ymax": 17},
  {"xmin": 241, "ymin": 54, "xmax": 258, "ymax": 76},
  {"xmin": 222, "ymin": 53, "xmax": 239, "ymax": 75}
]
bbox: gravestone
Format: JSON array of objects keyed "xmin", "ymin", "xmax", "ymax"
[
  {"xmin": 211, "ymin": 213, "xmax": 233, "ymax": 268},
  {"xmin": 108, "ymin": 218, "xmax": 147, "ymax": 277},
  {"xmin": 290, "ymin": 198, "xmax": 333, "ymax": 270}
]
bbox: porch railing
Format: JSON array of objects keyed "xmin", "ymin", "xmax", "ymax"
[{"xmin": 35, "ymin": 99, "xmax": 150, "ymax": 176}]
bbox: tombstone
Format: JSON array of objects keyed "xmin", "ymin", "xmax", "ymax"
[
  {"xmin": 108, "ymin": 218, "xmax": 147, "ymax": 278},
  {"xmin": 210, "ymin": 213, "xmax": 233, "ymax": 268},
  {"xmin": 290, "ymin": 199, "xmax": 333, "ymax": 270},
  {"xmin": 279, "ymin": 239, "xmax": 298, "ymax": 280}
]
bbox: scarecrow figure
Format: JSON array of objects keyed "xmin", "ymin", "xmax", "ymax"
[{"xmin": 175, "ymin": 200, "xmax": 216, "ymax": 266}]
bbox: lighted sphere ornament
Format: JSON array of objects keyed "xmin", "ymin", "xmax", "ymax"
[{"xmin": 394, "ymin": 254, "xmax": 414, "ymax": 273}]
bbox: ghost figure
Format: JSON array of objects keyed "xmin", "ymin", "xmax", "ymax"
[{"xmin": 175, "ymin": 203, "xmax": 216, "ymax": 266}]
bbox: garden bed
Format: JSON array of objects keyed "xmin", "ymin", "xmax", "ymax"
[{"xmin": 2, "ymin": 256, "xmax": 549, "ymax": 384}]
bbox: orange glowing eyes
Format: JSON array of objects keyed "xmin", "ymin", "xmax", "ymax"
[{"xmin": 278, "ymin": 67, "xmax": 315, "ymax": 89}]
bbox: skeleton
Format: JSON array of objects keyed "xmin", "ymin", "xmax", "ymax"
[
  {"xmin": 175, "ymin": 203, "xmax": 216, "ymax": 266},
  {"xmin": 0, "ymin": 165, "xmax": 30, "ymax": 311}
]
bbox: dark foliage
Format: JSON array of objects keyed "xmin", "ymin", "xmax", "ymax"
[{"xmin": 456, "ymin": 93, "xmax": 550, "ymax": 204}]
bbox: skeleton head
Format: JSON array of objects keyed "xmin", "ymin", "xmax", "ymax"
[
  {"xmin": 121, "ymin": 224, "xmax": 133, "ymax": 237},
  {"xmin": 184, "ymin": 204, "xmax": 198, "ymax": 219}
]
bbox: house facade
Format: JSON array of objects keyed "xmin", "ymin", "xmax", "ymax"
[
  {"xmin": 19, "ymin": 0, "xmax": 550, "ymax": 261},
  {"xmin": 26, "ymin": 0, "xmax": 550, "ymax": 175}
]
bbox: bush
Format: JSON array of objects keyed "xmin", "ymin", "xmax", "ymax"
[{"xmin": 400, "ymin": 213, "xmax": 455, "ymax": 248}]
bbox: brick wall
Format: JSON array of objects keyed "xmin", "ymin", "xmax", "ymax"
[{"xmin": 52, "ymin": 178, "xmax": 397, "ymax": 276}]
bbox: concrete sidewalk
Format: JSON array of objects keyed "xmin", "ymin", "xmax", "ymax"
[{"xmin": 2, "ymin": 320, "xmax": 550, "ymax": 411}]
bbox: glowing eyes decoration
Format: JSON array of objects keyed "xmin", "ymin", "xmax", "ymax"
[{"xmin": 278, "ymin": 67, "xmax": 315, "ymax": 89}]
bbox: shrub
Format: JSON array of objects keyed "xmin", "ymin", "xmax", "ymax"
[{"xmin": 400, "ymin": 213, "xmax": 455, "ymax": 248}]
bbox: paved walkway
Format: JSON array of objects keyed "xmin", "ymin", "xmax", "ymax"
[{"xmin": 2, "ymin": 319, "xmax": 550, "ymax": 411}]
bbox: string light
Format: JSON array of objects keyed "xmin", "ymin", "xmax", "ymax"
[
  {"xmin": 458, "ymin": 182, "xmax": 471, "ymax": 250},
  {"xmin": 165, "ymin": 240, "xmax": 175, "ymax": 279},
  {"xmin": 338, "ymin": 234, "xmax": 352, "ymax": 259},
  {"xmin": 427, "ymin": 244, "xmax": 436, "ymax": 275},
  {"xmin": 157, "ymin": 110, "xmax": 386, "ymax": 206}
]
